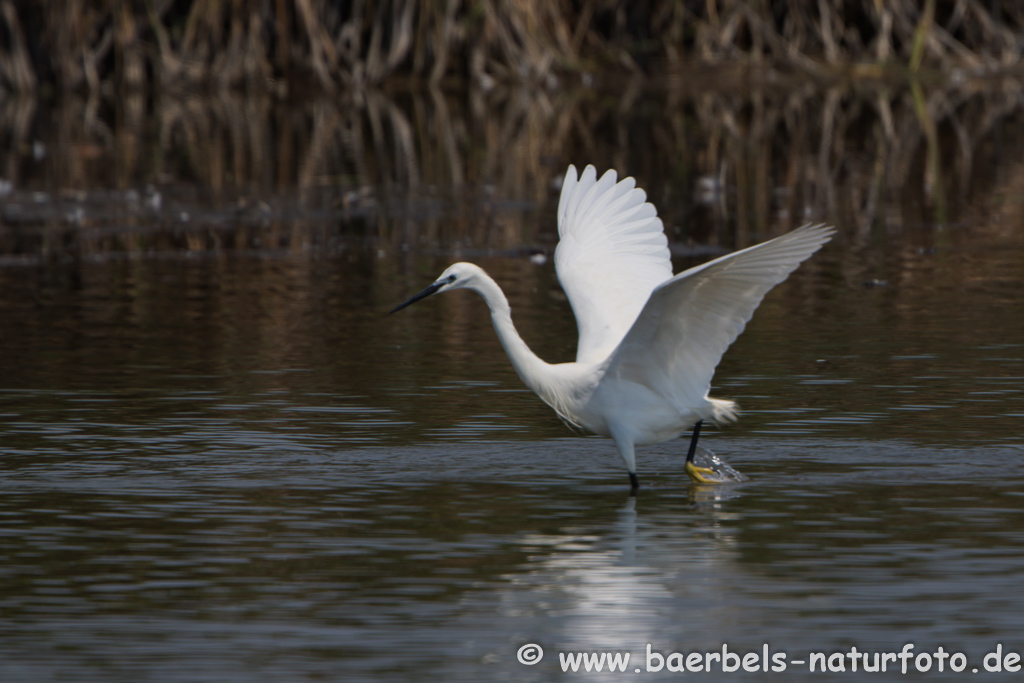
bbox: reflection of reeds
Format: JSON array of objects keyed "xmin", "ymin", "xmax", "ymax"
[
  {"xmin": 1, "ymin": 78, "xmax": 1024, "ymax": 261},
  {"xmin": 2, "ymin": 2, "xmax": 1024, "ymax": 92}
]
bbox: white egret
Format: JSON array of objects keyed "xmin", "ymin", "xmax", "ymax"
[{"xmin": 392, "ymin": 165, "xmax": 834, "ymax": 489}]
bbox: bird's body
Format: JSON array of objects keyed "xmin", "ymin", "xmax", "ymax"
[{"xmin": 392, "ymin": 165, "xmax": 834, "ymax": 488}]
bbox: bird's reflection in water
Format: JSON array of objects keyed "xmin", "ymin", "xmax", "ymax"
[{"xmin": 484, "ymin": 484, "xmax": 753, "ymax": 674}]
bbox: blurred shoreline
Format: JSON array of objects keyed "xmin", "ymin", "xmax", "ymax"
[{"xmin": 1, "ymin": 74, "xmax": 1024, "ymax": 263}]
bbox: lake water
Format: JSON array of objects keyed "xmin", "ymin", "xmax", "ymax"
[{"xmin": 1, "ymin": 80, "xmax": 1024, "ymax": 681}]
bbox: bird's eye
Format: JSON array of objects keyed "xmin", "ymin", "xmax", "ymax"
[{"xmin": 447, "ymin": 274, "xmax": 457, "ymax": 283}]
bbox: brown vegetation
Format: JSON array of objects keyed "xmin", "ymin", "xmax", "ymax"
[
  {"xmin": 2, "ymin": 1, "xmax": 1024, "ymax": 93},
  {"xmin": 2, "ymin": 74, "xmax": 1024, "ymax": 262}
]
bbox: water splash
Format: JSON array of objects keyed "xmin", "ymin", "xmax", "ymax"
[{"xmin": 691, "ymin": 445, "xmax": 747, "ymax": 483}]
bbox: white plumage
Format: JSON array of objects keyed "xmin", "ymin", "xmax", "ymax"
[
  {"xmin": 556, "ymin": 165, "xmax": 673, "ymax": 364},
  {"xmin": 392, "ymin": 165, "xmax": 834, "ymax": 488}
]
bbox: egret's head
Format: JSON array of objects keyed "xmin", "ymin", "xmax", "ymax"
[{"xmin": 389, "ymin": 262, "xmax": 480, "ymax": 313}]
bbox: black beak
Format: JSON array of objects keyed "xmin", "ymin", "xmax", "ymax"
[{"xmin": 390, "ymin": 280, "xmax": 445, "ymax": 314}]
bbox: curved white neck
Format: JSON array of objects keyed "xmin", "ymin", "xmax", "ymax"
[
  {"xmin": 462, "ymin": 268, "xmax": 593, "ymax": 427},
  {"xmin": 469, "ymin": 272, "xmax": 551, "ymax": 395}
]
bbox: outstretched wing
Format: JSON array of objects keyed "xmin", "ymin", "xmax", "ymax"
[
  {"xmin": 603, "ymin": 223, "xmax": 834, "ymax": 412},
  {"xmin": 555, "ymin": 165, "xmax": 673, "ymax": 365}
]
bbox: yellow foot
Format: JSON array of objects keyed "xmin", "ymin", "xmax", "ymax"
[{"xmin": 686, "ymin": 460, "xmax": 725, "ymax": 484}]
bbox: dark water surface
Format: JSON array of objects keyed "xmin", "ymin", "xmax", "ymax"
[{"xmin": 1, "ymin": 82, "xmax": 1024, "ymax": 681}]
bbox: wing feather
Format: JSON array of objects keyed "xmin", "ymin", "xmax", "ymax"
[
  {"xmin": 555, "ymin": 165, "xmax": 673, "ymax": 365},
  {"xmin": 602, "ymin": 223, "xmax": 835, "ymax": 415}
]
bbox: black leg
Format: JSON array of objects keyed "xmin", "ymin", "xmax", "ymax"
[
  {"xmin": 629, "ymin": 471, "xmax": 639, "ymax": 491},
  {"xmin": 685, "ymin": 420, "xmax": 703, "ymax": 463}
]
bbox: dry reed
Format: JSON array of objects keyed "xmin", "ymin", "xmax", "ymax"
[
  {"xmin": 2, "ymin": 1, "xmax": 1024, "ymax": 93},
  {"xmin": 2, "ymin": 75, "xmax": 1023, "ymax": 261}
]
